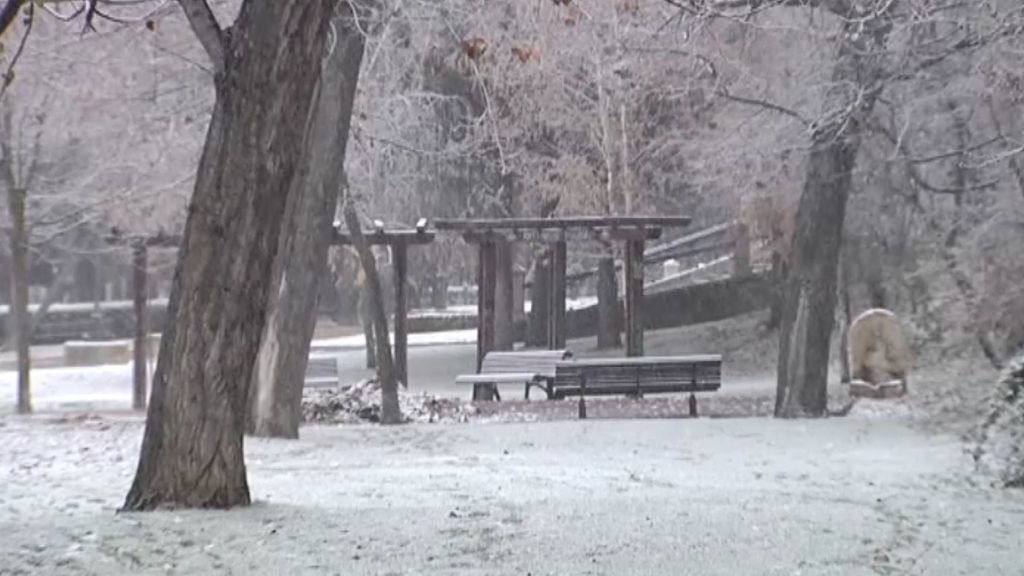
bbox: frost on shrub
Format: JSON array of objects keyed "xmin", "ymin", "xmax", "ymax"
[{"xmin": 975, "ymin": 354, "xmax": 1024, "ymax": 487}]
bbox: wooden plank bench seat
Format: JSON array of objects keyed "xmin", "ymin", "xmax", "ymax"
[
  {"xmin": 551, "ymin": 354, "xmax": 722, "ymax": 417},
  {"xmin": 454, "ymin": 349, "xmax": 573, "ymax": 401}
]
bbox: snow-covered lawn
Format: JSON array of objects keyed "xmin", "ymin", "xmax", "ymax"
[
  {"xmin": 0, "ymin": 415, "xmax": 1021, "ymax": 575},
  {"xmin": 0, "ymin": 364, "xmax": 136, "ymax": 412}
]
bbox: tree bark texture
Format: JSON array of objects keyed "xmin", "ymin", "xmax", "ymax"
[
  {"xmin": 123, "ymin": 1, "xmax": 336, "ymax": 511},
  {"xmin": 360, "ymin": 280, "xmax": 377, "ymax": 369},
  {"xmin": 775, "ymin": 8, "xmax": 893, "ymax": 418},
  {"xmin": 249, "ymin": 4, "xmax": 368, "ymax": 439},
  {"xmin": 343, "ymin": 203, "xmax": 402, "ymax": 424},
  {"xmin": 7, "ymin": 187, "xmax": 30, "ymax": 413}
]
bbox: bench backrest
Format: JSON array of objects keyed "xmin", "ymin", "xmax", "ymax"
[
  {"xmin": 305, "ymin": 353, "xmax": 340, "ymax": 380},
  {"xmin": 479, "ymin": 349, "xmax": 573, "ymax": 378},
  {"xmin": 553, "ymin": 355, "xmax": 722, "ymax": 392}
]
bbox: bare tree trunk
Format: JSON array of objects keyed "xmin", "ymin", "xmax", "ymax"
[
  {"xmin": 596, "ymin": 254, "xmax": 621, "ymax": 348},
  {"xmin": 249, "ymin": 4, "xmax": 368, "ymax": 439},
  {"xmin": 775, "ymin": 9, "xmax": 892, "ymax": 418},
  {"xmin": 123, "ymin": 1, "xmax": 336, "ymax": 511},
  {"xmin": 343, "ymin": 202, "xmax": 401, "ymax": 424},
  {"xmin": 776, "ymin": 135, "xmax": 858, "ymax": 417},
  {"xmin": 946, "ymin": 102, "xmax": 1005, "ymax": 370},
  {"xmin": 8, "ymin": 186, "xmax": 30, "ymax": 413},
  {"xmin": 838, "ymin": 247, "xmax": 852, "ymax": 384},
  {"xmin": 766, "ymin": 250, "xmax": 784, "ymax": 330},
  {"xmin": 360, "ymin": 281, "xmax": 377, "ymax": 369}
]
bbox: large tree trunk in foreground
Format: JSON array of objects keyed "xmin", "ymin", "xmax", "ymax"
[
  {"xmin": 775, "ymin": 8, "xmax": 891, "ymax": 418},
  {"xmin": 249, "ymin": 5, "xmax": 368, "ymax": 439},
  {"xmin": 343, "ymin": 203, "xmax": 402, "ymax": 424},
  {"xmin": 123, "ymin": 1, "xmax": 336, "ymax": 511},
  {"xmin": 7, "ymin": 187, "xmax": 30, "ymax": 414}
]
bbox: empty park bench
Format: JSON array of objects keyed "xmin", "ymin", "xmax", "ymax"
[
  {"xmin": 551, "ymin": 355, "xmax": 722, "ymax": 418},
  {"xmin": 304, "ymin": 352, "xmax": 344, "ymax": 388},
  {"xmin": 455, "ymin": 349, "xmax": 573, "ymax": 401}
]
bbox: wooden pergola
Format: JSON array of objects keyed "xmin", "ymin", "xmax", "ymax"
[
  {"xmin": 433, "ymin": 216, "xmax": 692, "ymax": 367},
  {"xmin": 333, "ymin": 221, "xmax": 435, "ymax": 384}
]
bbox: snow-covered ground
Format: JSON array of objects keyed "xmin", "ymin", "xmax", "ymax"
[
  {"xmin": 309, "ymin": 328, "xmax": 478, "ymax": 350},
  {"xmin": 0, "ymin": 415, "xmax": 1021, "ymax": 575},
  {"xmin": 0, "ymin": 364, "xmax": 138, "ymax": 413}
]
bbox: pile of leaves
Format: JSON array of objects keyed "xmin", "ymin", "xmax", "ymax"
[
  {"xmin": 974, "ymin": 353, "xmax": 1024, "ymax": 487},
  {"xmin": 301, "ymin": 379, "xmax": 478, "ymax": 425}
]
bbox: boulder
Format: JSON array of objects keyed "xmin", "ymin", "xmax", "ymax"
[{"xmin": 847, "ymin": 308, "xmax": 910, "ymax": 398}]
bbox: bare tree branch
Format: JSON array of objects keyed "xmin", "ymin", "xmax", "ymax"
[
  {"xmin": 176, "ymin": 0, "xmax": 225, "ymax": 76},
  {"xmin": 0, "ymin": 0, "xmax": 27, "ymax": 40},
  {"xmin": 716, "ymin": 87, "xmax": 809, "ymax": 126},
  {"xmin": 870, "ymin": 120, "xmax": 1003, "ymax": 196},
  {"xmin": 0, "ymin": 0, "xmax": 30, "ymax": 101}
]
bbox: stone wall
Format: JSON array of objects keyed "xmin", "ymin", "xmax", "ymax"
[{"xmin": 567, "ymin": 273, "xmax": 774, "ymax": 339}]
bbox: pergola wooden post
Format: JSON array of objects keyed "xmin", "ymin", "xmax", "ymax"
[
  {"xmin": 106, "ymin": 231, "xmax": 182, "ymax": 412},
  {"xmin": 624, "ymin": 236, "xmax": 645, "ymax": 357},
  {"xmin": 391, "ymin": 241, "xmax": 408, "ymax": 384},
  {"xmin": 334, "ymin": 224, "xmax": 434, "ymax": 387},
  {"xmin": 733, "ymin": 222, "xmax": 752, "ymax": 277},
  {"xmin": 494, "ymin": 238, "xmax": 516, "ymax": 351},
  {"xmin": 475, "ymin": 237, "xmax": 498, "ymax": 371},
  {"xmin": 131, "ymin": 242, "xmax": 148, "ymax": 410},
  {"xmin": 547, "ymin": 238, "xmax": 567, "ymax": 350}
]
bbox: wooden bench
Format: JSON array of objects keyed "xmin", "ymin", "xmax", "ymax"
[
  {"xmin": 552, "ymin": 355, "xmax": 722, "ymax": 417},
  {"xmin": 304, "ymin": 352, "xmax": 344, "ymax": 388},
  {"xmin": 454, "ymin": 349, "xmax": 573, "ymax": 401}
]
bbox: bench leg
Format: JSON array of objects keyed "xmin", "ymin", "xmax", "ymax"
[
  {"xmin": 578, "ymin": 395, "xmax": 587, "ymax": 419},
  {"xmin": 688, "ymin": 393, "xmax": 698, "ymax": 418},
  {"xmin": 472, "ymin": 383, "xmax": 500, "ymax": 402}
]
